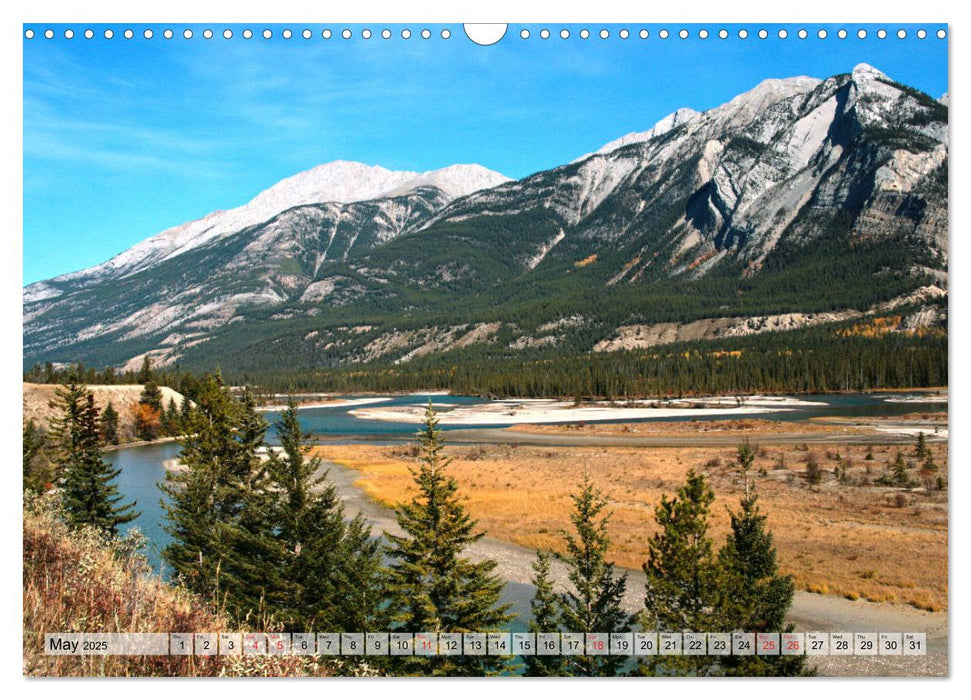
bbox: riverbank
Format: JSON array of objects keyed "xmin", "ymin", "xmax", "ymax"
[
  {"xmin": 348, "ymin": 395, "xmax": 835, "ymax": 426},
  {"xmin": 103, "ymin": 436, "xmax": 182, "ymax": 453}
]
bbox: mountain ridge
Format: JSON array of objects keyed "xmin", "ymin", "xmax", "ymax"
[{"xmin": 23, "ymin": 64, "xmax": 948, "ymax": 373}]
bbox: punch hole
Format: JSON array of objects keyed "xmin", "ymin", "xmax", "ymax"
[
  {"xmin": 817, "ymin": 29, "xmax": 827, "ymax": 39},
  {"xmin": 540, "ymin": 28, "xmax": 550, "ymax": 39},
  {"xmin": 84, "ymin": 29, "xmax": 94, "ymax": 39},
  {"xmin": 619, "ymin": 29, "xmax": 629, "ymax": 39},
  {"xmin": 698, "ymin": 29, "xmax": 709, "ymax": 39},
  {"xmin": 124, "ymin": 29, "xmax": 133, "ymax": 39},
  {"xmin": 599, "ymin": 29, "xmax": 609, "ymax": 39},
  {"xmin": 441, "ymin": 29, "xmax": 451, "ymax": 39},
  {"xmin": 580, "ymin": 29, "xmax": 590, "ymax": 39},
  {"xmin": 203, "ymin": 29, "xmax": 213, "ymax": 39},
  {"xmin": 738, "ymin": 29, "xmax": 748, "ymax": 39},
  {"xmin": 242, "ymin": 29, "xmax": 252, "ymax": 39},
  {"xmin": 64, "ymin": 29, "xmax": 74, "ymax": 39},
  {"xmin": 838, "ymin": 29, "xmax": 847, "ymax": 39},
  {"xmin": 560, "ymin": 29, "xmax": 569, "ymax": 39},
  {"xmin": 937, "ymin": 29, "xmax": 946, "ymax": 39},
  {"xmin": 24, "ymin": 28, "xmax": 34, "ymax": 39},
  {"xmin": 401, "ymin": 29, "xmax": 412, "ymax": 39},
  {"xmin": 262, "ymin": 29, "xmax": 272, "ymax": 39},
  {"xmin": 163, "ymin": 29, "xmax": 173, "ymax": 39},
  {"xmin": 659, "ymin": 29, "xmax": 669, "ymax": 39},
  {"xmin": 303, "ymin": 29, "xmax": 313, "ymax": 39},
  {"xmin": 363, "ymin": 29, "xmax": 373, "ymax": 40},
  {"xmin": 421, "ymin": 29, "xmax": 430, "ymax": 39},
  {"xmin": 464, "ymin": 23, "xmax": 507, "ymax": 45},
  {"xmin": 104, "ymin": 29, "xmax": 114, "ymax": 39},
  {"xmin": 322, "ymin": 29, "xmax": 332, "ymax": 39}
]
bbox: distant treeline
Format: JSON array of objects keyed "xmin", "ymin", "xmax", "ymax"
[
  {"xmin": 26, "ymin": 326, "xmax": 947, "ymax": 400},
  {"xmin": 225, "ymin": 328, "xmax": 947, "ymax": 398}
]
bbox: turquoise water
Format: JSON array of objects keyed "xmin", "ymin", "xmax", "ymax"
[{"xmin": 107, "ymin": 391, "xmax": 946, "ymax": 575}]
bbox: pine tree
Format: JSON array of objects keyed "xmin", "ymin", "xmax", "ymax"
[
  {"xmin": 524, "ymin": 551, "xmax": 567, "ymax": 676},
  {"xmin": 640, "ymin": 470, "xmax": 721, "ymax": 676},
  {"xmin": 49, "ymin": 376, "xmax": 138, "ymax": 535},
  {"xmin": 162, "ymin": 397, "xmax": 181, "ymax": 436},
  {"xmin": 161, "ymin": 374, "xmax": 284, "ymax": 624},
  {"xmin": 136, "ymin": 355, "xmax": 155, "ymax": 384},
  {"xmin": 100, "ymin": 401, "xmax": 119, "ymax": 445},
  {"xmin": 556, "ymin": 474, "xmax": 630, "ymax": 676},
  {"xmin": 268, "ymin": 398, "xmax": 388, "ymax": 633},
  {"xmin": 734, "ymin": 439, "xmax": 758, "ymax": 497},
  {"xmin": 718, "ymin": 494, "xmax": 810, "ymax": 676},
  {"xmin": 385, "ymin": 402, "xmax": 512, "ymax": 675},
  {"xmin": 914, "ymin": 432, "xmax": 928, "ymax": 460},
  {"xmin": 180, "ymin": 395, "xmax": 193, "ymax": 427}
]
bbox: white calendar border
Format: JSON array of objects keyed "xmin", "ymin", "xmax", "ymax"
[{"xmin": 5, "ymin": 1, "xmax": 962, "ymax": 699}]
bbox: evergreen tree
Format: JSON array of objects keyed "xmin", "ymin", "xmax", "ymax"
[
  {"xmin": 734, "ymin": 439, "xmax": 758, "ymax": 497},
  {"xmin": 524, "ymin": 551, "xmax": 566, "ymax": 676},
  {"xmin": 136, "ymin": 356, "xmax": 155, "ymax": 384},
  {"xmin": 914, "ymin": 432, "xmax": 928, "ymax": 460},
  {"xmin": 268, "ymin": 398, "xmax": 388, "ymax": 633},
  {"xmin": 49, "ymin": 376, "xmax": 138, "ymax": 535},
  {"xmin": 639, "ymin": 470, "xmax": 721, "ymax": 676},
  {"xmin": 162, "ymin": 397, "xmax": 181, "ymax": 436},
  {"xmin": 180, "ymin": 395, "xmax": 193, "ymax": 427},
  {"xmin": 100, "ymin": 401, "xmax": 119, "ymax": 445},
  {"xmin": 556, "ymin": 474, "xmax": 630, "ymax": 676},
  {"xmin": 718, "ymin": 493, "xmax": 810, "ymax": 676},
  {"xmin": 161, "ymin": 374, "xmax": 284, "ymax": 624},
  {"xmin": 385, "ymin": 403, "xmax": 512, "ymax": 675}
]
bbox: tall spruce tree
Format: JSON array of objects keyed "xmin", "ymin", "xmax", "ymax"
[
  {"xmin": 161, "ymin": 374, "xmax": 284, "ymax": 624},
  {"xmin": 524, "ymin": 551, "xmax": 567, "ymax": 676},
  {"xmin": 718, "ymin": 493, "xmax": 810, "ymax": 676},
  {"xmin": 639, "ymin": 470, "xmax": 722, "ymax": 676},
  {"xmin": 555, "ymin": 474, "xmax": 630, "ymax": 676},
  {"xmin": 162, "ymin": 397, "xmax": 181, "ymax": 436},
  {"xmin": 49, "ymin": 375, "xmax": 138, "ymax": 535},
  {"xmin": 268, "ymin": 398, "xmax": 387, "ymax": 633},
  {"xmin": 100, "ymin": 401, "xmax": 119, "ymax": 445},
  {"xmin": 385, "ymin": 403, "xmax": 512, "ymax": 675}
]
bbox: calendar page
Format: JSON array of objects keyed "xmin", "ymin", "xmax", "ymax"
[{"xmin": 21, "ymin": 15, "xmax": 949, "ymax": 681}]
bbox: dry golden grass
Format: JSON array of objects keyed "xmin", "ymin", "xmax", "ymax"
[{"xmin": 314, "ymin": 439, "xmax": 948, "ymax": 612}]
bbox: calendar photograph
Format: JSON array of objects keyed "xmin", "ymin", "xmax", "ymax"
[{"xmin": 22, "ymin": 22, "xmax": 948, "ymax": 678}]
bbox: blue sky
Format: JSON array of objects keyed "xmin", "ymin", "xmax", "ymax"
[{"xmin": 23, "ymin": 23, "xmax": 948, "ymax": 284}]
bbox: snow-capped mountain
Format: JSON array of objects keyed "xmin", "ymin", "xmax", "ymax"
[
  {"xmin": 24, "ymin": 64, "xmax": 947, "ymax": 371},
  {"xmin": 25, "ymin": 161, "xmax": 510, "ymax": 303}
]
